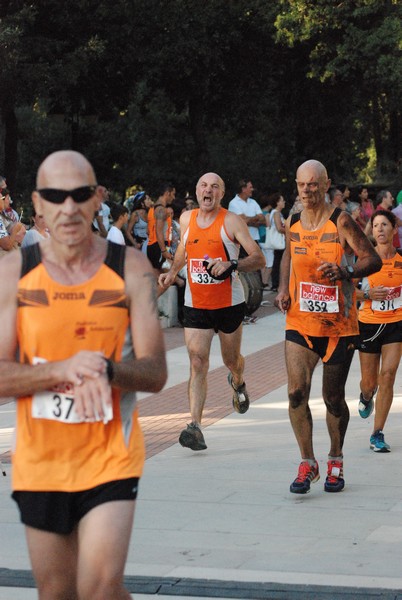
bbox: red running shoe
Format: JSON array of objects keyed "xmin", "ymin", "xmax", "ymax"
[
  {"xmin": 324, "ymin": 459, "xmax": 345, "ymax": 493},
  {"xmin": 290, "ymin": 460, "xmax": 320, "ymax": 494}
]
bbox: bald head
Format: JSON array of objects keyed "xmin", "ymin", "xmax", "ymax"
[
  {"xmin": 37, "ymin": 150, "xmax": 97, "ymax": 189},
  {"xmin": 197, "ymin": 172, "xmax": 225, "ymax": 193},
  {"xmin": 295, "ymin": 159, "xmax": 331, "ymax": 205},
  {"xmin": 296, "ymin": 160, "xmax": 328, "ymax": 182}
]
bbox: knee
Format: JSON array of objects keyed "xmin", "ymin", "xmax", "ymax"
[
  {"xmin": 189, "ymin": 352, "xmax": 209, "ymax": 375},
  {"xmin": 289, "ymin": 388, "xmax": 306, "ymax": 410},
  {"xmin": 379, "ymin": 368, "xmax": 397, "ymax": 387},
  {"xmin": 324, "ymin": 394, "xmax": 346, "ymax": 418},
  {"xmin": 224, "ymin": 354, "xmax": 243, "ymax": 374}
]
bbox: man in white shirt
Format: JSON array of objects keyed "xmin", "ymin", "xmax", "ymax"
[
  {"xmin": 228, "ymin": 180, "xmax": 265, "ymax": 255},
  {"xmin": 107, "ymin": 203, "xmax": 129, "ymax": 245},
  {"xmin": 93, "ymin": 186, "xmax": 111, "ymax": 237}
]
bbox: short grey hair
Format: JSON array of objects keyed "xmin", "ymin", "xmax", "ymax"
[{"xmin": 346, "ymin": 201, "xmax": 360, "ymax": 214}]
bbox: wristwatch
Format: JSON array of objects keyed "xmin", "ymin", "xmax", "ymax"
[
  {"xmin": 104, "ymin": 358, "xmax": 114, "ymax": 383},
  {"xmin": 344, "ymin": 265, "xmax": 354, "ymax": 280},
  {"xmin": 363, "ymin": 290, "xmax": 370, "ymax": 300},
  {"xmin": 230, "ymin": 259, "xmax": 239, "ymax": 271}
]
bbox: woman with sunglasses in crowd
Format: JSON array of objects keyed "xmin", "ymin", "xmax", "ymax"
[{"xmin": 356, "ymin": 210, "xmax": 402, "ymax": 453}]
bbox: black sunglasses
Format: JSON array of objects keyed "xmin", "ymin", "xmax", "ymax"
[{"xmin": 37, "ymin": 186, "xmax": 97, "ymax": 204}]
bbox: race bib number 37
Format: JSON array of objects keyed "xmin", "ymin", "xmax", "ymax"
[
  {"xmin": 299, "ymin": 281, "xmax": 339, "ymax": 313},
  {"xmin": 32, "ymin": 390, "xmax": 113, "ymax": 424},
  {"xmin": 31, "ymin": 357, "xmax": 113, "ymax": 424}
]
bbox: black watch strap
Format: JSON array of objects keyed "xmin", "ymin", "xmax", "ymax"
[
  {"xmin": 104, "ymin": 358, "xmax": 114, "ymax": 383},
  {"xmin": 230, "ymin": 259, "xmax": 238, "ymax": 270}
]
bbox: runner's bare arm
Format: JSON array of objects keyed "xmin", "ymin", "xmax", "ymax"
[
  {"xmin": 276, "ymin": 217, "xmax": 291, "ymax": 313},
  {"xmin": 318, "ymin": 212, "xmax": 382, "ymax": 280},
  {"xmin": 115, "ymin": 247, "xmax": 167, "ymax": 393},
  {"xmin": 225, "ymin": 212, "xmax": 265, "ymax": 272}
]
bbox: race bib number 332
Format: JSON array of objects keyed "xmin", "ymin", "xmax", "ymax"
[{"xmin": 189, "ymin": 258, "xmax": 223, "ymax": 285}]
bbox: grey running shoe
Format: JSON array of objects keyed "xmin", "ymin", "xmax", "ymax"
[
  {"xmin": 179, "ymin": 423, "xmax": 207, "ymax": 451},
  {"xmin": 228, "ymin": 373, "xmax": 250, "ymax": 414}
]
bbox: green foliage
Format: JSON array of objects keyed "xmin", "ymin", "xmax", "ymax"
[{"xmin": 0, "ymin": 0, "xmax": 400, "ymax": 202}]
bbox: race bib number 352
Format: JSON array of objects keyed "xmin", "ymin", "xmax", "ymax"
[{"xmin": 299, "ymin": 281, "xmax": 339, "ymax": 313}]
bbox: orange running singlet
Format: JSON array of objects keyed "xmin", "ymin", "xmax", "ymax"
[
  {"xmin": 147, "ymin": 204, "xmax": 164, "ymax": 246},
  {"xmin": 359, "ymin": 252, "xmax": 402, "ymax": 324},
  {"xmin": 183, "ymin": 208, "xmax": 244, "ymax": 309},
  {"xmin": 286, "ymin": 208, "xmax": 358, "ymax": 337},
  {"xmin": 13, "ymin": 242, "xmax": 145, "ymax": 492}
]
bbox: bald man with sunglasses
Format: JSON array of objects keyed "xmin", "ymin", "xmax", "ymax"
[{"xmin": 0, "ymin": 150, "xmax": 167, "ymax": 599}]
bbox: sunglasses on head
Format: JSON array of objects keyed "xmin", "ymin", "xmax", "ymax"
[{"xmin": 37, "ymin": 185, "xmax": 97, "ymax": 204}]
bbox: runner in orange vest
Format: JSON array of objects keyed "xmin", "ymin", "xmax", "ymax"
[
  {"xmin": 276, "ymin": 159, "xmax": 381, "ymax": 495},
  {"xmin": 159, "ymin": 172, "xmax": 265, "ymax": 451},
  {"xmin": 0, "ymin": 150, "xmax": 167, "ymax": 599}
]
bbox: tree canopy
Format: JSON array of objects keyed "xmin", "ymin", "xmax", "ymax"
[{"xmin": 0, "ymin": 0, "xmax": 400, "ymax": 207}]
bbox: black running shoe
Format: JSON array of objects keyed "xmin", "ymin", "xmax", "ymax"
[
  {"xmin": 179, "ymin": 423, "xmax": 207, "ymax": 451},
  {"xmin": 228, "ymin": 373, "xmax": 250, "ymax": 414}
]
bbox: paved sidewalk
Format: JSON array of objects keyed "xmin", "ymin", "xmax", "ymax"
[{"xmin": 1, "ymin": 290, "xmax": 402, "ymax": 599}]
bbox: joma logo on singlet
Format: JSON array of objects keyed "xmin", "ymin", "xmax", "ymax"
[{"xmin": 53, "ymin": 292, "xmax": 86, "ymax": 300}]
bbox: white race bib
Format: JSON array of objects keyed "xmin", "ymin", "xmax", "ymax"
[
  {"xmin": 371, "ymin": 285, "xmax": 402, "ymax": 312},
  {"xmin": 299, "ymin": 281, "xmax": 339, "ymax": 313},
  {"xmin": 31, "ymin": 357, "xmax": 113, "ymax": 424},
  {"xmin": 189, "ymin": 258, "xmax": 224, "ymax": 285}
]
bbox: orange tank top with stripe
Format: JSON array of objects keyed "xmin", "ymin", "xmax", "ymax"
[
  {"xmin": 147, "ymin": 204, "xmax": 164, "ymax": 245},
  {"xmin": 358, "ymin": 251, "xmax": 402, "ymax": 324},
  {"xmin": 286, "ymin": 208, "xmax": 358, "ymax": 337},
  {"xmin": 182, "ymin": 208, "xmax": 244, "ymax": 309},
  {"xmin": 13, "ymin": 241, "xmax": 145, "ymax": 492}
]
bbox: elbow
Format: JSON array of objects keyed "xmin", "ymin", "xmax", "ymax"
[
  {"xmin": 151, "ymin": 377, "xmax": 167, "ymax": 394},
  {"xmin": 149, "ymin": 364, "xmax": 168, "ymax": 393}
]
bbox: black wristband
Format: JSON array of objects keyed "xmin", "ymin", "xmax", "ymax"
[
  {"xmin": 203, "ymin": 260, "xmax": 236, "ymax": 281},
  {"xmin": 104, "ymin": 358, "xmax": 114, "ymax": 383}
]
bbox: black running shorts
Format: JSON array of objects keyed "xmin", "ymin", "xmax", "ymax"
[
  {"xmin": 12, "ymin": 477, "xmax": 139, "ymax": 534},
  {"xmin": 358, "ymin": 321, "xmax": 402, "ymax": 354},
  {"xmin": 182, "ymin": 303, "xmax": 245, "ymax": 334},
  {"xmin": 286, "ymin": 330, "xmax": 357, "ymax": 364}
]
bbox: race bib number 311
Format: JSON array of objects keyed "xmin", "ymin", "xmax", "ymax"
[
  {"xmin": 371, "ymin": 285, "xmax": 402, "ymax": 312},
  {"xmin": 299, "ymin": 281, "xmax": 339, "ymax": 313}
]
